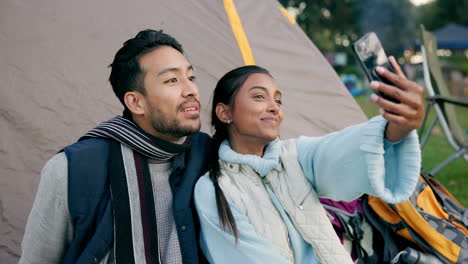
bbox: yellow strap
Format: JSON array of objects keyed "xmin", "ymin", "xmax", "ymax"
[
  {"xmin": 222, "ymin": 0, "xmax": 256, "ymax": 65},
  {"xmin": 395, "ymin": 201, "xmax": 460, "ymax": 263},
  {"xmin": 278, "ymin": 6, "xmax": 296, "ymax": 24}
]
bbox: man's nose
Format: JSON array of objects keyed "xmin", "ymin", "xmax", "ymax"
[{"xmin": 182, "ymin": 79, "xmax": 199, "ymax": 98}]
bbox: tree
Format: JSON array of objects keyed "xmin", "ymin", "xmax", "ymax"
[
  {"xmin": 418, "ymin": 0, "xmax": 468, "ymax": 30},
  {"xmin": 357, "ymin": 0, "xmax": 418, "ymax": 56},
  {"xmin": 279, "ymin": 0, "xmax": 419, "ymax": 56},
  {"xmin": 279, "ymin": 0, "xmax": 360, "ymax": 53}
]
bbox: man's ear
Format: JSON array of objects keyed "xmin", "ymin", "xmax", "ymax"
[
  {"xmin": 215, "ymin": 102, "xmax": 231, "ymax": 124},
  {"xmin": 124, "ymin": 91, "xmax": 145, "ymax": 115}
]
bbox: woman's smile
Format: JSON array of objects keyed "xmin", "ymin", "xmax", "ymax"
[{"xmin": 260, "ymin": 116, "xmax": 279, "ymax": 123}]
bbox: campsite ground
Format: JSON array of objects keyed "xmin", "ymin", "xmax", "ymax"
[{"xmin": 355, "ymin": 96, "xmax": 468, "ymax": 207}]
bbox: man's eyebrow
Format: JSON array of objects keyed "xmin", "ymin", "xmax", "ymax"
[
  {"xmin": 249, "ymin": 86, "xmax": 282, "ymax": 96},
  {"xmin": 157, "ymin": 65, "xmax": 193, "ymax": 77}
]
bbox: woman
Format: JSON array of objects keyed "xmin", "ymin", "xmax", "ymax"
[{"xmin": 195, "ymin": 60, "xmax": 424, "ymax": 263}]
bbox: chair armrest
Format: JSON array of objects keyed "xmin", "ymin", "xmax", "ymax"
[{"xmin": 426, "ymin": 95, "xmax": 468, "ymax": 108}]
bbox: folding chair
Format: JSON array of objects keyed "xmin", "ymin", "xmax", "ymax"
[{"xmin": 419, "ymin": 24, "xmax": 468, "ymax": 175}]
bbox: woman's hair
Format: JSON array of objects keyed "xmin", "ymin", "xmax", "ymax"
[{"xmin": 209, "ymin": 65, "xmax": 271, "ymax": 240}]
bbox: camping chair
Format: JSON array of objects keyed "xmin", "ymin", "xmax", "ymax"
[{"xmin": 419, "ymin": 25, "xmax": 468, "ymax": 175}]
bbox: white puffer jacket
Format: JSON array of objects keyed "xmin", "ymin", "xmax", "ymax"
[{"xmin": 218, "ymin": 138, "xmax": 353, "ymax": 264}]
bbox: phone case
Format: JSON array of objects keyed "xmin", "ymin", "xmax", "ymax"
[{"xmin": 353, "ymin": 32, "xmax": 399, "ymax": 103}]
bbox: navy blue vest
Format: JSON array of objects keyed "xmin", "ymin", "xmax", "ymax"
[{"xmin": 62, "ymin": 132, "xmax": 211, "ymax": 263}]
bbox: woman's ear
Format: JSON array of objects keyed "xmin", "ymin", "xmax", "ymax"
[
  {"xmin": 215, "ymin": 103, "xmax": 231, "ymax": 124},
  {"xmin": 124, "ymin": 91, "xmax": 145, "ymax": 115}
]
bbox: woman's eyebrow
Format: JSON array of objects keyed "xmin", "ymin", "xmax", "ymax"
[
  {"xmin": 248, "ymin": 86, "xmax": 267, "ymax": 92},
  {"xmin": 249, "ymin": 86, "xmax": 282, "ymax": 96}
]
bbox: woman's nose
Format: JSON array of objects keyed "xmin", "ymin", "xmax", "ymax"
[{"xmin": 267, "ymin": 100, "xmax": 280, "ymax": 114}]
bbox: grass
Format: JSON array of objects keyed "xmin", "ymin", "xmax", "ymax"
[{"xmin": 354, "ymin": 96, "xmax": 468, "ymax": 207}]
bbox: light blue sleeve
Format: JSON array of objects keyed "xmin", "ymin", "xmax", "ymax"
[
  {"xmin": 297, "ymin": 115, "xmax": 421, "ymax": 204},
  {"xmin": 194, "ymin": 175, "xmax": 290, "ymax": 264}
]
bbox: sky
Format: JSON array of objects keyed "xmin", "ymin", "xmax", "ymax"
[{"xmin": 409, "ymin": 0, "xmax": 434, "ymax": 6}]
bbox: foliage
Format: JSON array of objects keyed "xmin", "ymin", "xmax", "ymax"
[
  {"xmin": 418, "ymin": 0, "xmax": 468, "ymax": 30},
  {"xmin": 279, "ymin": 0, "xmax": 468, "ymax": 58},
  {"xmin": 446, "ymin": 54, "xmax": 468, "ymax": 74},
  {"xmin": 279, "ymin": 0, "xmax": 418, "ymax": 56},
  {"xmin": 356, "ymin": 0, "xmax": 418, "ymax": 56},
  {"xmin": 279, "ymin": 0, "xmax": 360, "ymax": 53}
]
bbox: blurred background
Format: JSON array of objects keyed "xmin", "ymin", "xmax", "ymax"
[{"xmin": 280, "ymin": 0, "xmax": 468, "ymax": 205}]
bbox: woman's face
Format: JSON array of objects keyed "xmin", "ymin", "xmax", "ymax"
[{"xmin": 227, "ymin": 73, "xmax": 284, "ymax": 144}]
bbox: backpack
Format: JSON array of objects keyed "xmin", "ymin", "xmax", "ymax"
[
  {"xmin": 319, "ymin": 198, "xmax": 379, "ymax": 263},
  {"xmin": 363, "ymin": 173, "xmax": 468, "ymax": 264}
]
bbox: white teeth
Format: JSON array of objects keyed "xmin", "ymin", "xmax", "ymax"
[{"xmin": 183, "ymin": 107, "xmax": 196, "ymax": 112}]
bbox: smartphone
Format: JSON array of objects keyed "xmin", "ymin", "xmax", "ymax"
[{"xmin": 353, "ymin": 32, "xmax": 400, "ymax": 103}]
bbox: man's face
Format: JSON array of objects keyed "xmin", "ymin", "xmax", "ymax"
[{"xmin": 138, "ymin": 46, "xmax": 201, "ymax": 141}]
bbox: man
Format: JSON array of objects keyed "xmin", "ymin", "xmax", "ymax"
[{"xmin": 20, "ymin": 29, "xmax": 210, "ymax": 264}]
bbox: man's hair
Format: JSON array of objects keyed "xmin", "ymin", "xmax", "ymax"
[{"xmin": 109, "ymin": 29, "xmax": 183, "ymax": 107}]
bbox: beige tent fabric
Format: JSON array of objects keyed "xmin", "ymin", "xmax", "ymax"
[{"xmin": 0, "ymin": 0, "xmax": 366, "ymax": 262}]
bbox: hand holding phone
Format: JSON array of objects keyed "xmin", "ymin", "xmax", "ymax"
[
  {"xmin": 353, "ymin": 32, "xmax": 400, "ymax": 103},
  {"xmin": 353, "ymin": 32, "xmax": 426, "ymax": 142}
]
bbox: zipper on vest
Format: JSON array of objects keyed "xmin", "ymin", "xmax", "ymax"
[
  {"xmin": 293, "ymin": 201, "xmax": 329, "ymax": 263},
  {"xmin": 264, "ymin": 176, "xmax": 331, "ymax": 264},
  {"xmin": 260, "ymin": 175, "xmax": 295, "ymax": 263}
]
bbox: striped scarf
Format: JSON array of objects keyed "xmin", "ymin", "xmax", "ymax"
[
  {"xmin": 82, "ymin": 115, "xmax": 188, "ymax": 160},
  {"xmin": 82, "ymin": 116, "xmax": 189, "ymax": 263}
]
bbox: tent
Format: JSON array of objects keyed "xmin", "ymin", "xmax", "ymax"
[
  {"xmin": 433, "ymin": 23, "xmax": 468, "ymax": 49},
  {"xmin": 0, "ymin": 0, "xmax": 367, "ymax": 262}
]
